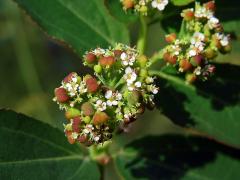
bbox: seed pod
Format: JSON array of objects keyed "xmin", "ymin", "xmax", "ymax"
[
  {"xmin": 85, "ymin": 52, "xmax": 96, "ymax": 64},
  {"xmin": 186, "ymin": 73, "xmax": 197, "ymax": 83},
  {"xmin": 140, "ymin": 6, "xmax": 148, "ymax": 13},
  {"xmin": 65, "ymin": 108, "xmax": 81, "ymax": 120},
  {"xmin": 203, "ymin": 48, "xmax": 218, "ymax": 59},
  {"xmin": 220, "ymin": 44, "xmax": 231, "ymax": 54},
  {"xmin": 165, "ymin": 33, "xmax": 177, "ymax": 43},
  {"xmin": 114, "ymin": 50, "xmax": 123, "ymax": 57},
  {"xmin": 204, "ymin": 1, "xmax": 215, "ymax": 11},
  {"xmin": 163, "ymin": 52, "xmax": 177, "ymax": 65},
  {"xmin": 85, "ymin": 76, "xmax": 99, "ymax": 93},
  {"xmin": 93, "ymin": 112, "xmax": 109, "ymax": 125},
  {"xmin": 63, "ymin": 72, "xmax": 77, "ymax": 83},
  {"xmin": 81, "ymin": 102, "xmax": 95, "ymax": 116},
  {"xmin": 137, "ymin": 55, "xmax": 148, "ymax": 68},
  {"xmin": 72, "ymin": 116, "xmax": 82, "ymax": 133},
  {"xmin": 65, "ymin": 131, "xmax": 75, "ymax": 144},
  {"xmin": 190, "ymin": 55, "xmax": 203, "ymax": 66},
  {"xmin": 179, "ymin": 59, "xmax": 192, "ymax": 71},
  {"xmin": 78, "ymin": 135, "xmax": 88, "ymax": 143},
  {"xmin": 54, "ymin": 87, "xmax": 70, "ymax": 103},
  {"xmin": 99, "ymin": 56, "xmax": 115, "ymax": 67},
  {"xmin": 181, "ymin": 9, "xmax": 194, "ymax": 21},
  {"xmin": 122, "ymin": 0, "xmax": 134, "ymax": 9},
  {"xmin": 94, "ymin": 64, "xmax": 102, "ymax": 73}
]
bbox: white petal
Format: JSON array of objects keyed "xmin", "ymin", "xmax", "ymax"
[{"xmin": 105, "ymin": 90, "xmax": 112, "ymax": 99}]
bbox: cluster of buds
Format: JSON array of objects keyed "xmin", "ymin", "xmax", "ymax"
[
  {"xmin": 163, "ymin": 1, "xmax": 231, "ymax": 83},
  {"xmin": 54, "ymin": 44, "xmax": 159, "ymax": 146},
  {"xmin": 120, "ymin": 0, "xmax": 168, "ymax": 15}
]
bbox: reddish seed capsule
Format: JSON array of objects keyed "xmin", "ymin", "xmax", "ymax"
[
  {"xmin": 99, "ymin": 56, "xmax": 115, "ymax": 67},
  {"xmin": 181, "ymin": 9, "xmax": 194, "ymax": 21},
  {"xmin": 186, "ymin": 73, "xmax": 197, "ymax": 84},
  {"xmin": 85, "ymin": 76, "xmax": 99, "ymax": 93},
  {"xmin": 179, "ymin": 59, "xmax": 192, "ymax": 71},
  {"xmin": 93, "ymin": 112, "xmax": 109, "ymax": 125},
  {"xmin": 72, "ymin": 116, "xmax": 82, "ymax": 133},
  {"xmin": 54, "ymin": 87, "xmax": 70, "ymax": 103},
  {"xmin": 78, "ymin": 135, "xmax": 88, "ymax": 143},
  {"xmin": 163, "ymin": 52, "xmax": 177, "ymax": 65},
  {"xmin": 190, "ymin": 55, "xmax": 203, "ymax": 66},
  {"xmin": 65, "ymin": 131, "xmax": 75, "ymax": 144},
  {"xmin": 204, "ymin": 1, "xmax": 215, "ymax": 11},
  {"xmin": 165, "ymin": 33, "xmax": 177, "ymax": 43},
  {"xmin": 63, "ymin": 72, "xmax": 77, "ymax": 83},
  {"xmin": 85, "ymin": 52, "xmax": 96, "ymax": 64},
  {"xmin": 122, "ymin": 0, "xmax": 135, "ymax": 9},
  {"xmin": 81, "ymin": 102, "xmax": 95, "ymax": 116},
  {"xmin": 114, "ymin": 50, "xmax": 123, "ymax": 57}
]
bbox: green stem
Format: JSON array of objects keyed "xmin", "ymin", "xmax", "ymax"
[
  {"xmin": 149, "ymin": 49, "xmax": 164, "ymax": 66},
  {"xmin": 137, "ymin": 15, "xmax": 147, "ymax": 55}
]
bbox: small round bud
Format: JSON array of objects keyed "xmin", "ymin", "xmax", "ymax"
[
  {"xmin": 93, "ymin": 112, "xmax": 109, "ymax": 125},
  {"xmin": 139, "ymin": 69, "xmax": 148, "ymax": 78},
  {"xmin": 83, "ymin": 116, "xmax": 91, "ymax": 124},
  {"xmin": 220, "ymin": 44, "xmax": 231, "ymax": 54},
  {"xmin": 85, "ymin": 52, "xmax": 96, "ymax": 64},
  {"xmin": 179, "ymin": 59, "xmax": 192, "ymax": 71},
  {"xmin": 203, "ymin": 48, "xmax": 218, "ymax": 59},
  {"xmin": 137, "ymin": 55, "xmax": 148, "ymax": 68},
  {"xmin": 190, "ymin": 55, "xmax": 203, "ymax": 66},
  {"xmin": 163, "ymin": 52, "xmax": 177, "ymax": 65},
  {"xmin": 65, "ymin": 108, "xmax": 81, "ymax": 120},
  {"xmin": 54, "ymin": 87, "xmax": 70, "ymax": 103},
  {"xmin": 65, "ymin": 131, "xmax": 75, "ymax": 144},
  {"xmin": 99, "ymin": 56, "xmax": 115, "ymax": 67},
  {"xmin": 186, "ymin": 73, "xmax": 197, "ymax": 83},
  {"xmin": 81, "ymin": 102, "xmax": 95, "ymax": 116},
  {"xmin": 85, "ymin": 76, "xmax": 99, "ymax": 93},
  {"xmin": 78, "ymin": 135, "xmax": 87, "ymax": 143},
  {"xmin": 165, "ymin": 33, "xmax": 177, "ymax": 43},
  {"xmin": 204, "ymin": 1, "xmax": 215, "ymax": 11},
  {"xmin": 181, "ymin": 9, "xmax": 194, "ymax": 21},
  {"xmin": 139, "ymin": 6, "xmax": 148, "ymax": 13},
  {"xmin": 122, "ymin": 0, "xmax": 134, "ymax": 9},
  {"xmin": 63, "ymin": 72, "xmax": 77, "ymax": 83},
  {"xmin": 72, "ymin": 116, "xmax": 82, "ymax": 133},
  {"xmin": 94, "ymin": 64, "xmax": 102, "ymax": 73}
]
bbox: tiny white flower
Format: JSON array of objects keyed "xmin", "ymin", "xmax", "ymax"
[
  {"xmin": 94, "ymin": 136, "xmax": 100, "ymax": 142},
  {"xmin": 188, "ymin": 49, "xmax": 197, "ymax": 57},
  {"xmin": 208, "ymin": 17, "xmax": 219, "ymax": 29},
  {"xmin": 152, "ymin": 0, "xmax": 168, "ymax": 11},
  {"xmin": 95, "ymin": 100, "xmax": 107, "ymax": 111},
  {"xmin": 145, "ymin": 77, "xmax": 154, "ymax": 84},
  {"xmin": 105, "ymin": 90, "xmax": 122, "ymax": 106},
  {"xmin": 124, "ymin": 67, "xmax": 137, "ymax": 84},
  {"xmin": 135, "ymin": 81, "xmax": 142, "ymax": 88},
  {"xmin": 71, "ymin": 132, "xmax": 78, "ymax": 140}
]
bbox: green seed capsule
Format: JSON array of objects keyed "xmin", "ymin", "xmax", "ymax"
[{"xmin": 94, "ymin": 64, "xmax": 102, "ymax": 73}]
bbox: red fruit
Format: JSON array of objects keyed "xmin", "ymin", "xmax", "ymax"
[
  {"xmin": 190, "ymin": 55, "xmax": 203, "ymax": 66},
  {"xmin": 63, "ymin": 72, "xmax": 77, "ymax": 83},
  {"xmin": 72, "ymin": 116, "xmax": 82, "ymax": 133},
  {"xmin": 179, "ymin": 59, "xmax": 192, "ymax": 71},
  {"xmin": 85, "ymin": 76, "xmax": 99, "ymax": 93},
  {"xmin": 165, "ymin": 33, "xmax": 177, "ymax": 43},
  {"xmin": 114, "ymin": 50, "xmax": 123, "ymax": 57},
  {"xmin": 93, "ymin": 112, "xmax": 109, "ymax": 125},
  {"xmin": 181, "ymin": 9, "xmax": 194, "ymax": 21},
  {"xmin": 78, "ymin": 135, "xmax": 88, "ymax": 143},
  {"xmin": 204, "ymin": 1, "xmax": 215, "ymax": 11},
  {"xmin": 99, "ymin": 56, "xmax": 115, "ymax": 67},
  {"xmin": 122, "ymin": 0, "xmax": 134, "ymax": 9},
  {"xmin": 163, "ymin": 52, "xmax": 177, "ymax": 65},
  {"xmin": 54, "ymin": 87, "xmax": 70, "ymax": 103},
  {"xmin": 85, "ymin": 52, "xmax": 96, "ymax": 64},
  {"xmin": 65, "ymin": 131, "xmax": 75, "ymax": 144},
  {"xmin": 81, "ymin": 102, "xmax": 95, "ymax": 116}
]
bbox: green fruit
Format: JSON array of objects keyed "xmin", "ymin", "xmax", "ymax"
[
  {"xmin": 65, "ymin": 108, "xmax": 81, "ymax": 120},
  {"xmin": 94, "ymin": 64, "xmax": 102, "ymax": 73}
]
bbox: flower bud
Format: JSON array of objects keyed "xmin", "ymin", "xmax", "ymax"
[
  {"xmin": 94, "ymin": 64, "xmax": 102, "ymax": 73},
  {"xmin": 137, "ymin": 55, "xmax": 148, "ymax": 68},
  {"xmin": 93, "ymin": 112, "xmax": 109, "ymax": 125},
  {"xmin": 122, "ymin": 0, "xmax": 134, "ymax": 9},
  {"xmin": 179, "ymin": 59, "xmax": 192, "ymax": 71},
  {"xmin": 85, "ymin": 76, "xmax": 99, "ymax": 93},
  {"xmin": 186, "ymin": 73, "xmax": 197, "ymax": 83},
  {"xmin": 181, "ymin": 9, "xmax": 194, "ymax": 21},
  {"xmin": 85, "ymin": 52, "xmax": 96, "ymax": 64},
  {"xmin": 83, "ymin": 116, "xmax": 91, "ymax": 124},
  {"xmin": 163, "ymin": 52, "xmax": 177, "ymax": 65},
  {"xmin": 139, "ymin": 6, "xmax": 148, "ymax": 13},
  {"xmin": 54, "ymin": 87, "xmax": 70, "ymax": 103},
  {"xmin": 165, "ymin": 33, "xmax": 177, "ymax": 43},
  {"xmin": 63, "ymin": 72, "xmax": 77, "ymax": 83},
  {"xmin": 139, "ymin": 69, "xmax": 148, "ymax": 77},
  {"xmin": 204, "ymin": 1, "xmax": 215, "ymax": 11},
  {"xmin": 65, "ymin": 108, "xmax": 81, "ymax": 120},
  {"xmin": 72, "ymin": 116, "xmax": 82, "ymax": 133},
  {"xmin": 99, "ymin": 56, "xmax": 115, "ymax": 67},
  {"xmin": 203, "ymin": 48, "xmax": 218, "ymax": 59},
  {"xmin": 81, "ymin": 102, "xmax": 95, "ymax": 116},
  {"xmin": 65, "ymin": 131, "xmax": 75, "ymax": 144}
]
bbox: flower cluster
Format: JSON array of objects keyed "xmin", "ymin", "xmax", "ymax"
[
  {"xmin": 162, "ymin": 1, "xmax": 231, "ymax": 83},
  {"xmin": 120, "ymin": 0, "xmax": 168, "ymax": 15},
  {"xmin": 54, "ymin": 44, "xmax": 158, "ymax": 146}
]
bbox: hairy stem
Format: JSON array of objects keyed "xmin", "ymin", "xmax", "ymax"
[{"xmin": 137, "ymin": 15, "xmax": 148, "ymax": 54}]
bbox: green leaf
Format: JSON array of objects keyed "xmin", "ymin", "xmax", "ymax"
[
  {"xmin": 13, "ymin": 0, "xmax": 129, "ymax": 56},
  {"xmin": 152, "ymin": 63, "xmax": 240, "ymax": 147},
  {"xmin": 171, "ymin": 0, "xmax": 194, "ymax": 6},
  {"xmin": 0, "ymin": 109, "xmax": 100, "ymax": 180},
  {"xmin": 114, "ymin": 134, "xmax": 240, "ymax": 179}
]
